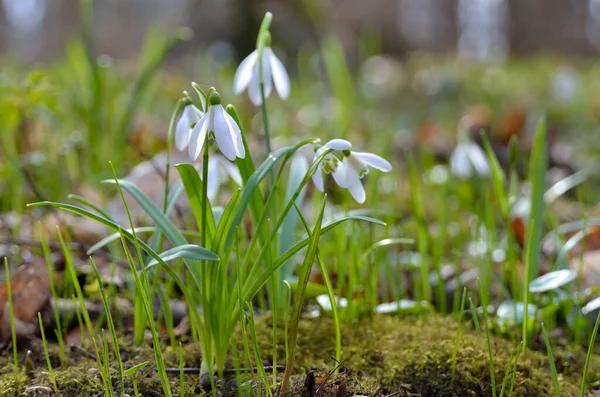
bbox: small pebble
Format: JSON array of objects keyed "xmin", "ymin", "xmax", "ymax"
[
  {"xmin": 200, "ymin": 372, "xmax": 212, "ymax": 390},
  {"xmin": 25, "ymin": 386, "xmax": 53, "ymax": 394}
]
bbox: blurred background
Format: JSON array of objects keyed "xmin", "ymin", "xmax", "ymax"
[
  {"xmin": 4, "ymin": 0, "xmax": 600, "ymax": 62},
  {"xmin": 2, "ymin": 0, "xmax": 600, "ymax": 217}
]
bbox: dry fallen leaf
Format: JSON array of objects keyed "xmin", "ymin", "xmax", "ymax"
[{"xmin": 0, "ymin": 258, "xmax": 63, "ymax": 347}]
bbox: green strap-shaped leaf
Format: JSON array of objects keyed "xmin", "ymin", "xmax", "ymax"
[
  {"xmin": 525, "ymin": 116, "xmax": 548, "ymax": 282},
  {"xmin": 529, "ymin": 269, "xmax": 576, "ymax": 293},
  {"xmin": 28, "ymin": 201, "xmax": 207, "ymax": 342},
  {"xmin": 175, "ymin": 164, "xmax": 216, "ymax": 242},
  {"xmin": 223, "ymin": 146, "xmax": 292, "ymax": 254},
  {"xmin": 146, "ymin": 244, "xmax": 219, "ymax": 267},
  {"xmin": 211, "ymin": 189, "xmax": 242, "ymax": 254},
  {"xmin": 278, "ymin": 155, "xmax": 309, "ymax": 282},
  {"xmin": 103, "ymin": 179, "xmax": 187, "ymax": 246},
  {"xmin": 229, "ymin": 214, "xmax": 385, "ymax": 332},
  {"xmin": 282, "ymin": 194, "xmax": 327, "ymax": 389}
]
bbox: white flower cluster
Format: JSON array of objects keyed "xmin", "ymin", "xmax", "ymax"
[{"xmin": 174, "ymin": 19, "xmax": 393, "ymax": 204}]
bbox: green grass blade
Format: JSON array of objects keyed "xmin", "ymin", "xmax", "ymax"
[
  {"xmin": 119, "ymin": 232, "xmax": 172, "ymax": 397},
  {"xmin": 580, "ymin": 306, "xmax": 600, "ymax": 396},
  {"xmin": 292, "ymin": 201, "xmax": 342, "ymax": 365},
  {"xmin": 87, "ymin": 226, "xmax": 157, "ymax": 254},
  {"xmin": 281, "ymin": 195, "xmax": 328, "ymax": 391},
  {"xmin": 451, "ymin": 287, "xmax": 467, "ymax": 375},
  {"xmin": 211, "ymin": 189, "xmax": 242, "ymax": 254},
  {"xmin": 541, "ymin": 322, "xmax": 561, "ymax": 397},
  {"xmin": 278, "ymin": 155, "xmax": 309, "ymax": 281},
  {"xmin": 481, "ymin": 134, "xmax": 508, "ymax": 218},
  {"xmin": 4, "ymin": 258, "xmax": 18, "ymax": 372},
  {"xmin": 102, "ymin": 179, "xmax": 187, "ymax": 246},
  {"xmin": 175, "ymin": 163, "xmax": 216, "ymax": 240},
  {"xmin": 89, "ymin": 257, "xmax": 125, "ymax": 396},
  {"xmin": 238, "ymin": 215, "xmax": 385, "ymax": 311},
  {"xmin": 479, "ymin": 279, "xmax": 497, "ymax": 397},
  {"xmin": 123, "ymin": 361, "xmax": 150, "ymax": 377},
  {"xmin": 146, "ymin": 244, "xmax": 219, "ymax": 267},
  {"xmin": 525, "ymin": 115, "xmax": 548, "ymax": 282},
  {"xmin": 68, "ymin": 193, "xmax": 112, "ymax": 220},
  {"xmin": 37, "ymin": 312, "xmax": 58, "ymax": 392}
]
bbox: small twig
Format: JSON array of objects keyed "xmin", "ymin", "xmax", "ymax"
[
  {"xmin": 329, "ymin": 356, "xmax": 350, "ymax": 372},
  {"xmin": 21, "ymin": 166, "xmax": 49, "ymax": 203},
  {"xmin": 314, "ymin": 357, "xmax": 351, "ymax": 395}
]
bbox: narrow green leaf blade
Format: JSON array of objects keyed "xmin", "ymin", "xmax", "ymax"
[
  {"xmin": 175, "ymin": 164, "xmax": 216, "ymax": 241},
  {"xmin": 147, "ymin": 244, "xmax": 219, "ymax": 267},
  {"xmin": 103, "ymin": 179, "xmax": 187, "ymax": 246}
]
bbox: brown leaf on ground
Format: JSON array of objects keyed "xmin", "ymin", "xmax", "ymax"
[{"xmin": 0, "ymin": 258, "xmax": 63, "ymax": 346}]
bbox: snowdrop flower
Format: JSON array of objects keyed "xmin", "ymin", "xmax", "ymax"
[
  {"xmin": 312, "ymin": 139, "xmax": 392, "ymax": 204},
  {"xmin": 175, "ymin": 103, "xmax": 204, "ymax": 151},
  {"xmin": 206, "ymin": 154, "xmax": 242, "ymax": 203},
  {"xmin": 449, "ymin": 140, "xmax": 490, "ymax": 179},
  {"xmin": 450, "ymin": 116, "xmax": 490, "ymax": 179},
  {"xmin": 233, "ymin": 40, "xmax": 290, "ymax": 106},
  {"xmin": 189, "ymin": 92, "xmax": 245, "ymax": 162}
]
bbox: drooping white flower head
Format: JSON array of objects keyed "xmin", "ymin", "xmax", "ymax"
[
  {"xmin": 188, "ymin": 92, "xmax": 245, "ymax": 162},
  {"xmin": 233, "ymin": 45, "xmax": 290, "ymax": 106},
  {"xmin": 312, "ymin": 139, "xmax": 392, "ymax": 204},
  {"xmin": 449, "ymin": 141, "xmax": 490, "ymax": 179},
  {"xmin": 206, "ymin": 154, "xmax": 243, "ymax": 203},
  {"xmin": 449, "ymin": 115, "xmax": 490, "ymax": 179},
  {"xmin": 175, "ymin": 103, "xmax": 204, "ymax": 151}
]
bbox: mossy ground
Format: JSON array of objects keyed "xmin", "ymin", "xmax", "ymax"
[{"xmin": 0, "ymin": 314, "xmax": 598, "ymax": 396}]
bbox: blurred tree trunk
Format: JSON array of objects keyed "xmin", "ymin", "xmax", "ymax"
[
  {"xmin": 231, "ymin": 0, "xmax": 263, "ymax": 60},
  {"xmin": 508, "ymin": 0, "xmax": 592, "ymax": 56},
  {"xmin": 40, "ymin": 0, "xmax": 81, "ymax": 60},
  {"xmin": 186, "ymin": 0, "xmax": 262, "ymax": 59},
  {"xmin": 0, "ymin": 3, "xmax": 7, "ymax": 53}
]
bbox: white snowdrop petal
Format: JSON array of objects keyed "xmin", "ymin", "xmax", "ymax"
[
  {"xmin": 220, "ymin": 155, "xmax": 243, "ymax": 186},
  {"xmin": 223, "ymin": 110, "xmax": 245, "ymax": 159},
  {"xmin": 450, "ymin": 145, "xmax": 472, "ymax": 179},
  {"xmin": 175, "ymin": 116, "xmax": 191, "ymax": 151},
  {"xmin": 233, "ymin": 51, "xmax": 258, "ymax": 94},
  {"xmin": 212, "ymin": 105, "xmax": 237, "ymax": 161},
  {"xmin": 351, "ymin": 152, "xmax": 392, "ymax": 172},
  {"xmin": 324, "ymin": 139, "xmax": 352, "ymax": 151},
  {"xmin": 332, "ymin": 158, "xmax": 361, "ymax": 188},
  {"xmin": 348, "ymin": 182, "xmax": 366, "ymax": 204},
  {"xmin": 266, "ymin": 47, "xmax": 290, "ymax": 99},
  {"xmin": 466, "ymin": 142, "xmax": 490, "ymax": 177},
  {"xmin": 247, "ymin": 71, "xmax": 262, "ymax": 106},
  {"xmin": 261, "ymin": 52, "xmax": 273, "ymax": 100},
  {"xmin": 188, "ymin": 114, "xmax": 209, "ymax": 161},
  {"xmin": 189, "ymin": 105, "xmax": 204, "ymax": 121},
  {"xmin": 175, "ymin": 105, "xmax": 203, "ymax": 151},
  {"xmin": 206, "ymin": 156, "xmax": 219, "ymax": 203},
  {"xmin": 312, "ymin": 169, "xmax": 325, "ymax": 192}
]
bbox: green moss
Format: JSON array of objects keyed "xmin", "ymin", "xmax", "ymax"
[
  {"xmin": 250, "ymin": 314, "xmax": 597, "ymax": 397},
  {"xmin": 0, "ymin": 314, "xmax": 598, "ymax": 396},
  {"xmin": 0, "ymin": 370, "xmax": 28, "ymax": 396}
]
